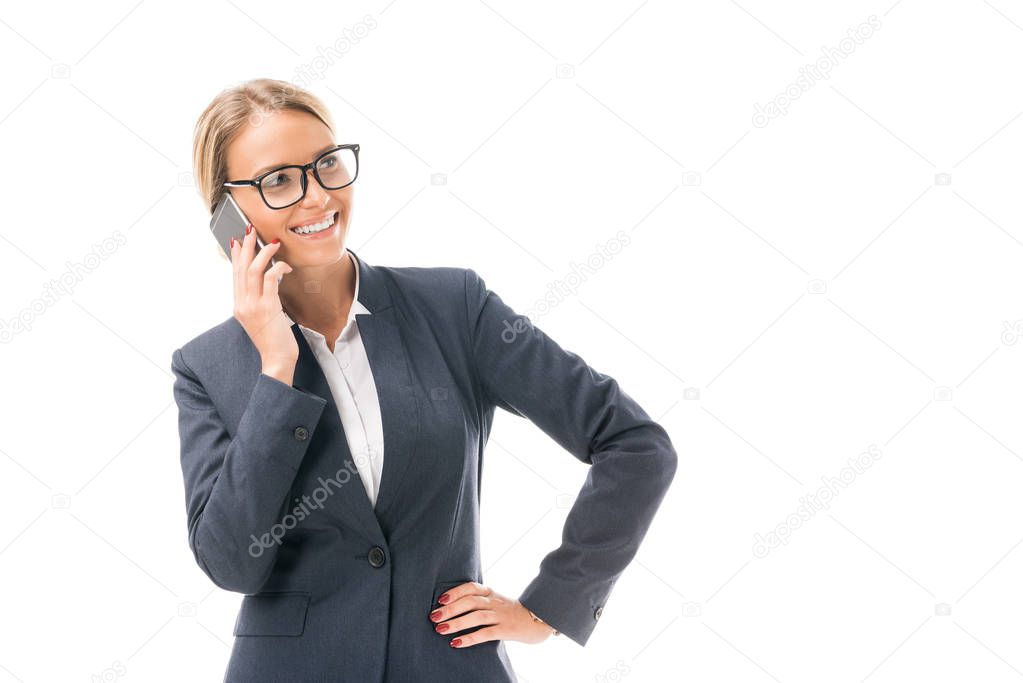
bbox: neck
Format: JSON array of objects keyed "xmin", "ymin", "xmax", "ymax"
[{"xmin": 279, "ymin": 250, "xmax": 356, "ymax": 330}]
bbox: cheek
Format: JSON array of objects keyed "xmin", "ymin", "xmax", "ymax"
[
  {"xmin": 255, "ymin": 211, "xmax": 286, "ymax": 239},
  {"xmin": 335, "ymin": 186, "xmax": 354, "ymax": 208},
  {"xmin": 237, "ymin": 195, "xmax": 273, "ymax": 225}
]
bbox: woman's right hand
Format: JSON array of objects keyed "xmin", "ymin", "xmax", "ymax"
[{"xmin": 231, "ymin": 224, "xmax": 297, "ymax": 374}]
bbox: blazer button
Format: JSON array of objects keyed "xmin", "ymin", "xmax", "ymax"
[
  {"xmin": 368, "ymin": 546, "xmax": 386, "ymax": 568},
  {"xmin": 594, "ymin": 606, "xmax": 603, "ymax": 620},
  {"xmin": 293, "ymin": 426, "xmax": 309, "ymax": 441}
]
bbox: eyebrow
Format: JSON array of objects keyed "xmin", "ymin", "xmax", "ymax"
[{"xmin": 251, "ymin": 143, "xmax": 338, "ymax": 176}]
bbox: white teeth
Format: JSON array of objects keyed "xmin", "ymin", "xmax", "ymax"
[{"xmin": 291, "ymin": 213, "xmax": 336, "ymax": 234}]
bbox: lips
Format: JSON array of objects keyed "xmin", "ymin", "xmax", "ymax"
[{"xmin": 289, "ymin": 211, "xmax": 339, "ymax": 235}]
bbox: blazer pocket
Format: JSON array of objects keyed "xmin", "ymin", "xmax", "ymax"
[
  {"xmin": 234, "ymin": 591, "xmax": 311, "ymax": 637},
  {"xmin": 431, "ymin": 578, "xmax": 486, "ymax": 637},
  {"xmin": 431, "ymin": 579, "xmax": 471, "ymax": 610}
]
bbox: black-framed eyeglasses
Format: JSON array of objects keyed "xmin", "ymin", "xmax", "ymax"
[{"xmin": 224, "ymin": 143, "xmax": 360, "ymax": 210}]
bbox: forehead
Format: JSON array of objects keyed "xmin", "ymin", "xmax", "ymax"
[{"xmin": 227, "ymin": 109, "xmax": 334, "ymax": 177}]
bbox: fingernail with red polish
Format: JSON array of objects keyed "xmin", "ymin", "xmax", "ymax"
[
  {"xmin": 230, "ymin": 238, "xmax": 236, "ymax": 249},
  {"xmin": 435, "ymin": 623, "xmax": 449, "ymax": 633},
  {"xmin": 271, "ymin": 238, "xmax": 280, "ymax": 244},
  {"xmin": 450, "ymin": 638, "xmax": 462, "ymax": 648},
  {"xmin": 246, "ymin": 223, "xmax": 252, "ymax": 234},
  {"xmin": 430, "ymin": 610, "xmax": 442, "ymax": 622},
  {"xmin": 438, "ymin": 593, "xmax": 450, "ymax": 604}
]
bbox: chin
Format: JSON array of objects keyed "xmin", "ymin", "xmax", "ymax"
[{"xmin": 293, "ymin": 240, "xmax": 347, "ymax": 267}]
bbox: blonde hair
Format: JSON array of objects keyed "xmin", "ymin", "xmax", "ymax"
[{"xmin": 192, "ymin": 78, "xmax": 336, "ymax": 216}]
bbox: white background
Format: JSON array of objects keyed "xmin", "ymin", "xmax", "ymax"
[{"xmin": 1, "ymin": 1, "xmax": 1022, "ymax": 681}]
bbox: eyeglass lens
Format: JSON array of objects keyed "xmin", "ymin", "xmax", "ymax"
[{"xmin": 260, "ymin": 148, "xmax": 357, "ymax": 208}]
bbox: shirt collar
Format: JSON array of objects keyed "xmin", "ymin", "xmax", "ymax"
[{"xmin": 282, "ymin": 248, "xmax": 371, "ymax": 334}]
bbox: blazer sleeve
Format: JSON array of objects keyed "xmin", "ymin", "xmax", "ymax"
[
  {"xmin": 171, "ymin": 347, "xmax": 329, "ymax": 594},
  {"xmin": 463, "ymin": 268, "xmax": 678, "ymax": 646}
]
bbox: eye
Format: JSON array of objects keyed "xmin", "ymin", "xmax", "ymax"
[{"xmin": 263, "ymin": 170, "xmax": 293, "ymax": 188}]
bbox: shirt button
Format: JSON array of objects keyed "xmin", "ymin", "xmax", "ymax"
[
  {"xmin": 594, "ymin": 606, "xmax": 603, "ymax": 620},
  {"xmin": 339, "ymin": 358, "xmax": 350, "ymax": 369},
  {"xmin": 368, "ymin": 546, "xmax": 386, "ymax": 568},
  {"xmin": 293, "ymin": 426, "xmax": 309, "ymax": 441}
]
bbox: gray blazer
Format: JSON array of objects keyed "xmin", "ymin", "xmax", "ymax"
[{"xmin": 171, "ymin": 249, "xmax": 678, "ymax": 682}]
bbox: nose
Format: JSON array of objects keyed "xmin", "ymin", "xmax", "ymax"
[{"xmin": 301, "ymin": 166, "xmax": 331, "ymax": 208}]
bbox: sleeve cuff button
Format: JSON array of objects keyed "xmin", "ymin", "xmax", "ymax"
[{"xmin": 293, "ymin": 426, "xmax": 309, "ymax": 441}]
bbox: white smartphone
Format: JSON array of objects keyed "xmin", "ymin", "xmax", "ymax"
[{"xmin": 209, "ymin": 193, "xmax": 275, "ymax": 267}]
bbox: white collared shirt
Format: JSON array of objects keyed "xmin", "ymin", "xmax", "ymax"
[{"xmin": 282, "ymin": 250, "xmax": 384, "ymax": 508}]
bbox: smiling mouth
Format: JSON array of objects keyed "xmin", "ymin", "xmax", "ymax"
[{"xmin": 289, "ymin": 211, "xmax": 339, "ymax": 236}]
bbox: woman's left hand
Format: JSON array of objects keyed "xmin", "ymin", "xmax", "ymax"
[{"xmin": 428, "ymin": 581, "xmax": 557, "ymax": 647}]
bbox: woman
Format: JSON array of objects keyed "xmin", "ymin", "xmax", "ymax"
[{"xmin": 172, "ymin": 78, "xmax": 678, "ymax": 682}]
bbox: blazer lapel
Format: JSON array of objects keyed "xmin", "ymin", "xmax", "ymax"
[
  {"xmin": 288, "ymin": 248, "xmax": 420, "ymax": 542},
  {"xmin": 354, "ymin": 309, "xmax": 420, "ymax": 529}
]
